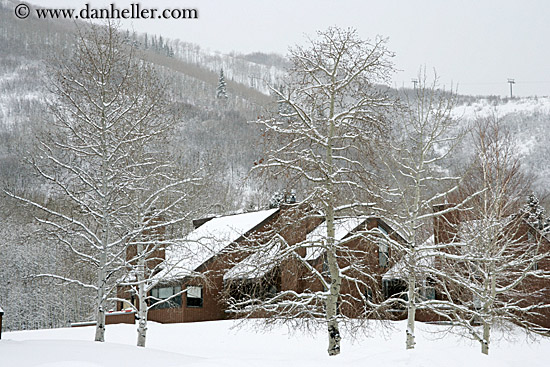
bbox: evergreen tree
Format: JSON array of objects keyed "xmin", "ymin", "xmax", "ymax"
[
  {"xmin": 216, "ymin": 69, "xmax": 228, "ymax": 99},
  {"xmin": 523, "ymin": 193, "xmax": 549, "ymax": 233}
]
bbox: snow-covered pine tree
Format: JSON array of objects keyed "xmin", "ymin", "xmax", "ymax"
[
  {"xmin": 523, "ymin": 193, "xmax": 549, "ymax": 233},
  {"xmin": 216, "ymin": 69, "xmax": 228, "ymax": 99}
]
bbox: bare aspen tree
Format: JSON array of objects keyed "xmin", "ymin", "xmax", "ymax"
[
  {"xmin": 381, "ymin": 69, "xmax": 472, "ymax": 350},
  {"xmin": 117, "ymin": 158, "xmax": 202, "ymax": 347},
  {"xmin": 8, "ymin": 23, "xmax": 200, "ymax": 343},
  {"xmin": 436, "ymin": 115, "xmax": 550, "ymax": 355},
  {"xmin": 252, "ymin": 27, "xmax": 394, "ymax": 356},
  {"xmin": 118, "ymin": 192, "xmax": 205, "ymax": 348}
]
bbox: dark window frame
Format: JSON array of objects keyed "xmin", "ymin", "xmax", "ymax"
[
  {"xmin": 186, "ymin": 285, "xmax": 203, "ymax": 308},
  {"xmin": 150, "ymin": 285, "xmax": 182, "ymax": 309}
]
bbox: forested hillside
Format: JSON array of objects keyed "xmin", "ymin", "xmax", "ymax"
[
  {"xmin": 452, "ymin": 97, "xmax": 550, "ymax": 192},
  {"xmin": 0, "ymin": 0, "xmax": 548, "ymax": 334},
  {"xmin": 0, "ymin": 0, "xmax": 280, "ymax": 331},
  {"xmin": 0, "ymin": 0, "xmax": 281, "ymax": 207}
]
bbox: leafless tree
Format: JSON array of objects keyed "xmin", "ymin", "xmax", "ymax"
[
  {"xmin": 7, "ymin": 23, "xmax": 201, "ymax": 343},
  {"xmin": 243, "ymin": 26, "xmax": 395, "ymax": 356},
  {"xmin": 380, "ymin": 69, "xmax": 478, "ymax": 350},
  {"xmin": 434, "ymin": 114, "xmax": 550, "ymax": 355}
]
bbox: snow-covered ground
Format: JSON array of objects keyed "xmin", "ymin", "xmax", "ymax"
[{"xmin": 1, "ymin": 320, "xmax": 549, "ymax": 367}]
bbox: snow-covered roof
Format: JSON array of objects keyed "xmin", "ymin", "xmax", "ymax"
[
  {"xmin": 304, "ymin": 217, "xmax": 367, "ymax": 261},
  {"xmin": 522, "ymin": 217, "xmax": 550, "ymax": 242},
  {"xmin": 455, "ymin": 216, "xmax": 518, "ymax": 244},
  {"xmin": 382, "ymin": 235, "xmax": 436, "ymax": 281},
  {"xmin": 379, "ymin": 217, "xmax": 409, "ymax": 243},
  {"xmin": 224, "ymin": 238, "xmax": 282, "ymax": 281},
  {"xmin": 153, "ymin": 209, "xmax": 279, "ymax": 280}
]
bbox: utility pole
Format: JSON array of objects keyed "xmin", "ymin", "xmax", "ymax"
[
  {"xmin": 507, "ymin": 78, "xmax": 515, "ymax": 98},
  {"xmin": 411, "ymin": 79, "xmax": 419, "ymax": 89}
]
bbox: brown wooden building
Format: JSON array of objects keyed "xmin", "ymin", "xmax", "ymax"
[
  {"xmin": 116, "ymin": 204, "xmax": 320, "ymax": 323},
  {"xmin": 113, "ymin": 201, "xmax": 550, "ymax": 330},
  {"xmin": 115, "ymin": 203, "xmax": 408, "ymax": 324},
  {"xmin": 382, "ymin": 204, "xmax": 550, "ymax": 327}
]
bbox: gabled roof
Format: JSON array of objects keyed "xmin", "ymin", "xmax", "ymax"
[
  {"xmin": 378, "ymin": 217, "xmax": 409, "ymax": 243},
  {"xmin": 382, "ymin": 235, "xmax": 436, "ymax": 281},
  {"xmin": 153, "ymin": 208, "xmax": 279, "ymax": 280},
  {"xmin": 224, "ymin": 238, "xmax": 282, "ymax": 281},
  {"xmin": 521, "ymin": 216, "xmax": 550, "ymax": 243},
  {"xmin": 221, "ymin": 214, "xmax": 411, "ymax": 282},
  {"xmin": 224, "ymin": 216, "xmax": 369, "ymax": 280},
  {"xmin": 304, "ymin": 217, "xmax": 368, "ymax": 261}
]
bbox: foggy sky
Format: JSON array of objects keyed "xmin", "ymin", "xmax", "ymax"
[{"xmin": 25, "ymin": 0, "xmax": 550, "ymax": 97}]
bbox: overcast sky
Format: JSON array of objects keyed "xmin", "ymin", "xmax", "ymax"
[{"xmin": 26, "ymin": 0, "xmax": 550, "ymax": 97}]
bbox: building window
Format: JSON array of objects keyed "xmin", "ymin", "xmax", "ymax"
[
  {"xmin": 151, "ymin": 285, "xmax": 182, "ymax": 309},
  {"xmin": 365, "ymin": 287, "xmax": 373, "ymax": 303},
  {"xmin": 378, "ymin": 225, "xmax": 389, "ymax": 268},
  {"xmin": 322, "ymin": 256, "xmax": 329, "ymax": 274},
  {"xmin": 530, "ymin": 247, "xmax": 539, "ymax": 271},
  {"xmin": 186, "ymin": 285, "xmax": 203, "ymax": 308},
  {"xmin": 383, "ymin": 278, "xmax": 407, "ymax": 310},
  {"xmin": 424, "ymin": 287, "xmax": 436, "ymax": 300}
]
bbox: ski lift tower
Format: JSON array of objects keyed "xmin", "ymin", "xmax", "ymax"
[{"xmin": 507, "ymin": 78, "xmax": 515, "ymax": 98}]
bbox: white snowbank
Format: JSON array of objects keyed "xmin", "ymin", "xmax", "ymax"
[
  {"xmin": 2, "ymin": 319, "xmax": 549, "ymax": 367},
  {"xmin": 0, "ymin": 338, "xmax": 201, "ymax": 367}
]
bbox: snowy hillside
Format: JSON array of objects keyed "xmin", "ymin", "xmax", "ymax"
[
  {"xmin": 168, "ymin": 40, "xmax": 289, "ymax": 95},
  {"xmin": 1, "ymin": 3, "xmax": 550, "ymax": 341},
  {"xmin": 452, "ymin": 96, "xmax": 550, "ymax": 120},
  {"xmin": 2, "ymin": 320, "xmax": 549, "ymax": 367},
  {"xmin": 452, "ymin": 97, "xmax": 550, "ymax": 192}
]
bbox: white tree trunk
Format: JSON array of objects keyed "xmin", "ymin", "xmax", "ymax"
[
  {"xmin": 406, "ymin": 175, "xmax": 421, "ymax": 350},
  {"xmin": 406, "ymin": 274, "xmax": 416, "ymax": 349},
  {"xmin": 481, "ymin": 270, "xmax": 496, "ymax": 355},
  {"xmin": 136, "ymin": 243, "xmax": 148, "ymax": 347},
  {"xmin": 94, "ymin": 234, "xmax": 108, "ymax": 342},
  {"xmin": 481, "ymin": 321, "xmax": 490, "ymax": 355},
  {"xmin": 94, "ymin": 284, "xmax": 106, "ymax": 342},
  {"xmin": 137, "ymin": 305, "xmax": 148, "ymax": 347},
  {"xmin": 325, "ymin": 205, "xmax": 342, "ymax": 356},
  {"xmin": 94, "ymin": 77, "xmax": 110, "ymax": 343},
  {"xmin": 325, "ymin": 94, "xmax": 341, "ymax": 357}
]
